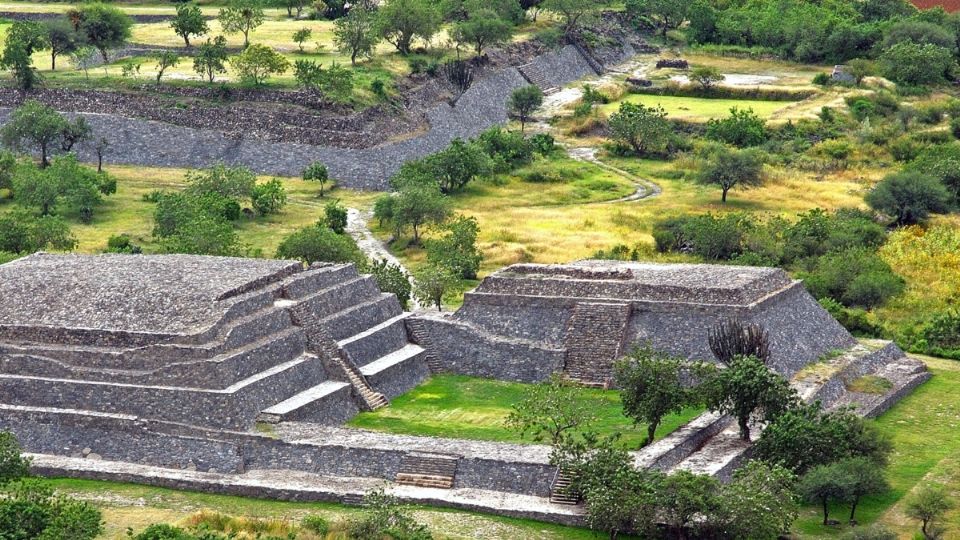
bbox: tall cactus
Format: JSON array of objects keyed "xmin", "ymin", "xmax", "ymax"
[{"xmin": 708, "ymin": 319, "xmax": 771, "ymax": 366}]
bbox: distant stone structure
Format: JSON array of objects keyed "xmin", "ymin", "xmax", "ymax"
[
  {"xmin": 832, "ymin": 65, "xmax": 856, "ymax": 84},
  {"xmin": 0, "ymin": 255, "xmax": 929, "ymax": 524}
]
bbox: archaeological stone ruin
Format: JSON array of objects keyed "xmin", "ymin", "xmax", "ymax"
[{"xmin": 0, "ymin": 253, "xmax": 929, "ymax": 524}]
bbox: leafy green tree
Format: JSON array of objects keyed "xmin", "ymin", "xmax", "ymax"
[
  {"xmin": 0, "ymin": 479, "xmax": 103, "ymax": 540},
  {"xmin": 803, "ymin": 246, "xmax": 905, "ymax": 309},
  {"xmin": 542, "ymin": 0, "xmax": 606, "ymax": 34},
  {"xmin": 696, "ymin": 146, "xmax": 764, "ymax": 203},
  {"xmin": 715, "ymin": 460, "xmax": 798, "ymax": 540},
  {"xmin": 171, "ymin": 3, "xmax": 208, "ymax": 48},
  {"xmin": 373, "ymin": 195, "xmax": 395, "ymax": 228},
  {"xmin": 13, "ymin": 163, "xmax": 62, "ymax": 215},
  {"xmin": 218, "ymin": 0, "xmax": 265, "ymax": 48},
  {"xmin": 251, "ymin": 178, "xmax": 287, "ymax": 215},
  {"xmin": 614, "ymin": 345, "xmax": 696, "ymax": 447},
  {"xmin": 333, "ymin": 6, "xmax": 380, "ymax": 65},
  {"xmin": 324, "ymin": 199, "xmax": 348, "ymax": 234},
  {"xmin": 69, "ymin": 46, "xmax": 97, "ymax": 80},
  {"xmin": 799, "ymin": 463, "xmax": 849, "ymax": 526},
  {"xmin": 1, "ymin": 21, "xmax": 49, "ymax": 90},
  {"xmin": 362, "ymin": 258, "xmax": 412, "ymax": 309},
  {"xmin": 281, "ymin": 0, "xmax": 307, "ymax": 18},
  {"xmin": 159, "ymin": 211, "xmax": 243, "ymax": 256},
  {"xmin": 906, "ymin": 484, "xmax": 954, "ymax": 540},
  {"xmin": 451, "ymin": 10, "xmax": 513, "ymax": 57},
  {"xmin": 349, "ymin": 488, "xmax": 432, "ymax": 540},
  {"xmin": 509, "ymin": 85, "xmax": 544, "ymax": 133},
  {"xmin": 186, "ymin": 162, "xmax": 256, "ymax": 200},
  {"xmin": 506, "ymin": 373, "xmax": 596, "ymax": 445},
  {"xmin": 906, "ymin": 143, "xmax": 960, "ymax": 205},
  {"xmin": 626, "ymin": 0, "xmax": 690, "ymax": 36},
  {"xmin": 377, "ymin": 0, "xmax": 442, "ymax": 55},
  {"xmin": 0, "ymin": 432, "xmax": 30, "ymax": 486},
  {"xmin": 193, "ymin": 35, "xmax": 229, "ymax": 83},
  {"xmin": 425, "ymin": 138, "xmax": 492, "ymax": 193},
  {"xmin": 755, "ymin": 402, "xmax": 893, "ymax": 475},
  {"xmin": 302, "ymin": 161, "xmax": 330, "ymax": 196},
  {"xmin": 705, "ymin": 107, "xmax": 767, "ymax": 147},
  {"xmin": 293, "ymin": 60, "xmax": 354, "ymax": 101},
  {"xmin": 0, "ymin": 101, "xmax": 71, "ymax": 168},
  {"xmin": 231, "ymin": 43, "xmax": 289, "ymax": 85},
  {"xmin": 608, "ymin": 101, "xmax": 672, "ymax": 156},
  {"xmin": 153, "ymin": 51, "xmax": 180, "ymax": 86},
  {"xmin": 44, "ymin": 18, "xmax": 83, "ymax": 71},
  {"xmin": 293, "ymin": 27, "xmax": 312, "ymax": 52},
  {"xmin": 847, "ymin": 58, "xmax": 874, "ymax": 87},
  {"xmin": 689, "ymin": 65, "xmax": 724, "ymax": 91},
  {"xmin": 838, "ymin": 457, "xmax": 889, "ymax": 523},
  {"xmin": 657, "ymin": 470, "xmax": 720, "ymax": 539},
  {"xmin": 76, "ymin": 3, "xmax": 133, "ymax": 62},
  {"xmin": 866, "ymin": 171, "xmax": 952, "ymax": 226},
  {"xmin": 426, "ymin": 214, "xmax": 482, "ymax": 279},
  {"xmin": 276, "ymin": 223, "xmax": 362, "ymax": 264},
  {"xmin": 879, "ymin": 42, "xmax": 955, "ymax": 86},
  {"xmin": 12, "ymin": 155, "xmax": 107, "ymax": 220},
  {"xmin": 0, "ymin": 209, "xmax": 76, "ymax": 254},
  {"xmin": 392, "ymin": 182, "xmax": 451, "ymax": 244},
  {"xmin": 412, "ymin": 263, "xmax": 459, "ymax": 311},
  {"xmin": 702, "ymin": 355, "xmax": 798, "ymax": 441}
]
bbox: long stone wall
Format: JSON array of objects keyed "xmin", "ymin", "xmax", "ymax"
[{"xmin": 0, "ymin": 44, "xmax": 623, "ymax": 189}]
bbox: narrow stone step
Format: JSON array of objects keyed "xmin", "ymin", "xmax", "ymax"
[
  {"xmin": 257, "ymin": 380, "xmax": 351, "ymax": 423},
  {"xmin": 396, "ymin": 452, "xmax": 459, "ymax": 489}
]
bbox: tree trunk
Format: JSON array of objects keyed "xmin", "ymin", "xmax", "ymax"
[
  {"xmin": 644, "ymin": 420, "xmax": 659, "ymax": 447},
  {"xmin": 849, "ymin": 497, "xmax": 859, "ymax": 522},
  {"xmin": 822, "ymin": 498, "xmax": 830, "ymax": 525},
  {"xmin": 520, "ymin": 118, "xmax": 526, "ymax": 133},
  {"xmin": 51, "ymin": 52, "xmax": 56, "ymax": 71},
  {"xmin": 738, "ymin": 416, "xmax": 750, "ymax": 441},
  {"xmin": 721, "ymin": 187, "xmax": 729, "ymax": 203},
  {"xmin": 40, "ymin": 144, "xmax": 48, "ymax": 168},
  {"xmin": 184, "ymin": 35, "xmax": 191, "ymax": 48}
]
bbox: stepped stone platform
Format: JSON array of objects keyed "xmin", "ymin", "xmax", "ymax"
[
  {"xmin": 0, "ymin": 256, "xmax": 930, "ymax": 526},
  {"xmin": 410, "ymin": 261, "xmax": 859, "ymax": 384}
]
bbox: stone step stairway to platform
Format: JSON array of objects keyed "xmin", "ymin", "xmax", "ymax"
[
  {"xmin": 563, "ymin": 302, "xmax": 631, "ymax": 387},
  {"xmin": 395, "ymin": 452, "xmax": 460, "ymax": 489},
  {"xmin": 549, "ymin": 468, "xmax": 580, "ymax": 505},
  {"xmin": 517, "ymin": 63, "xmax": 559, "ymax": 95}
]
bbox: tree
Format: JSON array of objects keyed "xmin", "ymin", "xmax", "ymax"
[
  {"xmin": 506, "ymin": 373, "xmax": 596, "ymax": 445},
  {"xmin": 0, "ymin": 432, "xmax": 30, "ymax": 486},
  {"xmin": 866, "ymin": 171, "xmax": 952, "ymax": 226},
  {"xmin": 251, "ymin": 178, "xmax": 287, "ymax": 215},
  {"xmin": 194, "ymin": 36, "xmax": 229, "ymax": 83},
  {"xmin": 799, "ymin": 463, "xmax": 848, "ymax": 526},
  {"xmin": 879, "ymin": 42, "xmax": 955, "ymax": 86},
  {"xmin": 0, "ymin": 101, "xmax": 71, "ymax": 168},
  {"xmin": 838, "ymin": 457, "xmax": 889, "ymax": 523},
  {"xmin": 292, "ymin": 27, "xmax": 312, "ymax": 52},
  {"xmin": 715, "ymin": 461, "xmax": 798, "ymax": 540},
  {"xmin": 231, "ymin": 43, "xmax": 290, "ymax": 85},
  {"xmin": 392, "ymin": 182, "xmax": 451, "ymax": 245},
  {"xmin": 12, "ymin": 155, "xmax": 109, "ymax": 220},
  {"xmin": 847, "ymin": 58, "xmax": 874, "ymax": 87},
  {"xmin": 333, "ymin": 7, "xmax": 380, "ymax": 65},
  {"xmin": 324, "ymin": 200, "xmax": 348, "ymax": 233},
  {"xmin": 377, "ymin": 0, "xmax": 442, "ymax": 55},
  {"xmin": 218, "ymin": 0, "xmax": 265, "ymax": 49},
  {"xmin": 293, "ymin": 60, "xmax": 354, "ymax": 101},
  {"xmin": 608, "ymin": 101, "xmax": 673, "ymax": 156},
  {"xmin": 171, "ymin": 3, "xmax": 207, "ymax": 48},
  {"xmin": 423, "ymin": 138, "xmax": 492, "ymax": 193},
  {"xmin": 509, "ymin": 85, "xmax": 544, "ymax": 133},
  {"xmin": 153, "ymin": 51, "xmax": 180, "ymax": 86},
  {"xmin": 362, "ymin": 258, "xmax": 412, "ymax": 309},
  {"xmin": 158, "ymin": 210, "xmax": 243, "ymax": 257},
  {"xmin": 705, "ymin": 107, "xmax": 767, "ymax": 147},
  {"xmin": 542, "ymin": 0, "xmax": 606, "ymax": 34},
  {"xmin": 0, "ymin": 210, "xmax": 76, "ymax": 254},
  {"xmin": 281, "ymin": 0, "xmax": 307, "ymax": 18},
  {"xmin": 754, "ymin": 403, "xmax": 893, "ymax": 475},
  {"xmin": 69, "ymin": 46, "xmax": 97, "ymax": 80},
  {"xmin": 186, "ymin": 162, "xmax": 256, "ymax": 200},
  {"xmin": 701, "ymin": 355, "xmax": 798, "ymax": 441},
  {"xmin": 302, "ymin": 161, "xmax": 330, "ymax": 196},
  {"xmin": 412, "ymin": 263, "xmax": 458, "ymax": 311},
  {"xmin": 905, "ymin": 484, "xmax": 954, "ymax": 540},
  {"xmin": 1, "ymin": 21, "xmax": 49, "ymax": 90},
  {"xmin": 689, "ymin": 65, "xmax": 724, "ymax": 91},
  {"xmin": 906, "ymin": 144, "xmax": 960, "ymax": 205},
  {"xmin": 76, "ymin": 3, "xmax": 133, "ymax": 62},
  {"xmin": 276, "ymin": 224, "xmax": 362, "ymax": 264},
  {"xmin": 91, "ymin": 136, "xmax": 109, "ymax": 172},
  {"xmin": 44, "ymin": 18, "xmax": 82, "ymax": 71},
  {"xmin": 425, "ymin": 214, "xmax": 482, "ymax": 279},
  {"xmin": 626, "ymin": 0, "xmax": 690, "ymax": 36},
  {"xmin": 451, "ymin": 10, "xmax": 513, "ymax": 57},
  {"xmin": 657, "ymin": 470, "xmax": 720, "ymax": 539},
  {"xmin": 614, "ymin": 345, "xmax": 695, "ymax": 447},
  {"xmin": 696, "ymin": 146, "xmax": 764, "ymax": 203},
  {"xmin": 0, "ymin": 480, "xmax": 103, "ymax": 540}
]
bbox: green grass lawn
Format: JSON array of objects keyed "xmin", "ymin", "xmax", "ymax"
[
  {"xmin": 794, "ymin": 356, "xmax": 960, "ymax": 538},
  {"xmin": 599, "ymin": 93, "xmax": 796, "ymax": 122},
  {"xmin": 348, "ymin": 374, "xmax": 703, "ymax": 448}
]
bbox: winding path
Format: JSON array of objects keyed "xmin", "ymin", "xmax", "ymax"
[
  {"xmin": 346, "ymin": 207, "xmax": 425, "ymax": 311},
  {"xmin": 567, "ymin": 147, "xmax": 662, "ymax": 203}
]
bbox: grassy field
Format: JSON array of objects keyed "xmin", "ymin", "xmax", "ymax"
[
  {"xmin": 598, "ymin": 93, "xmax": 797, "ymax": 122},
  {"xmin": 794, "ymin": 356, "xmax": 960, "ymax": 538},
  {"xmin": 348, "ymin": 374, "xmax": 703, "ymax": 448},
  {"xmin": 45, "ymin": 477, "xmax": 611, "ymax": 540}
]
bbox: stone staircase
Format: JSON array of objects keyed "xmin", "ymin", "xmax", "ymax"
[
  {"xmin": 395, "ymin": 452, "xmax": 460, "ymax": 489},
  {"xmin": 563, "ymin": 302, "xmax": 631, "ymax": 386},
  {"xmin": 517, "ymin": 63, "xmax": 559, "ymax": 95},
  {"xmin": 404, "ymin": 317, "xmax": 445, "ymax": 373},
  {"xmin": 549, "ymin": 468, "xmax": 580, "ymax": 505}
]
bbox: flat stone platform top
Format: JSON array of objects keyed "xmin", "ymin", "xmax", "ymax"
[
  {"xmin": 0, "ymin": 253, "xmax": 300, "ymax": 334},
  {"xmin": 475, "ymin": 261, "xmax": 795, "ymax": 305}
]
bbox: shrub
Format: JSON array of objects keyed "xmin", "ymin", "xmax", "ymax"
[
  {"xmin": 231, "ymin": 44, "xmax": 290, "ymax": 86},
  {"xmin": 362, "ymin": 258, "xmax": 412, "ymax": 309},
  {"xmin": 475, "ymin": 127, "xmax": 533, "ymax": 172},
  {"xmin": 802, "ymin": 247, "xmax": 905, "ymax": 309},
  {"xmin": 276, "ymin": 224, "xmax": 362, "ymax": 264},
  {"xmin": 951, "ymin": 117, "xmax": 960, "ymax": 139},
  {"xmin": 426, "ymin": 215, "xmax": 482, "ymax": 280},
  {"xmin": 865, "ymin": 171, "xmax": 952, "ymax": 226},
  {"xmin": 879, "ymin": 42, "xmax": 956, "ymax": 86},
  {"xmin": 819, "ymin": 298, "xmax": 883, "ymax": 337},
  {"xmin": 324, "ymin": 200, "xmax": 348, "ymax": 234},
  {"xmin": 705, "ymin": 107, "xmax": 767, "ymax": 147},
  {"xmin": 530, "ymin": 133, "xmax": 556, "ymax": 155},
  {"xmin": 681, "ymin": 213, "xmax": 749, "ymax": 260},
  {"xmin": 301, "ymin": 515, "xmax": 330, "ymax": 535},
  {"xmin": 250, "ymin": 178, "xmax": 287, "ymax": 215},
  {"xmin": 923, "ymin": 310, "xmax": 960, "ymax": 352},
  {"xmin": 105, "ymin": 234, "xmax": 142, "ymax": 254},
  {"xmin": 0, "ymin": 431, "xmax": 30, "ymax": 486},
  {"xmin": 888, "ymin": 136, "xmax": 925, "ymax": 162},
  {"xmin": 849, "ymin": 98, "xmax": 875, "ymax": 121},
  {"xmin": 812, "ymin": 72, "xmax": 831, "ymax": 86}
]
